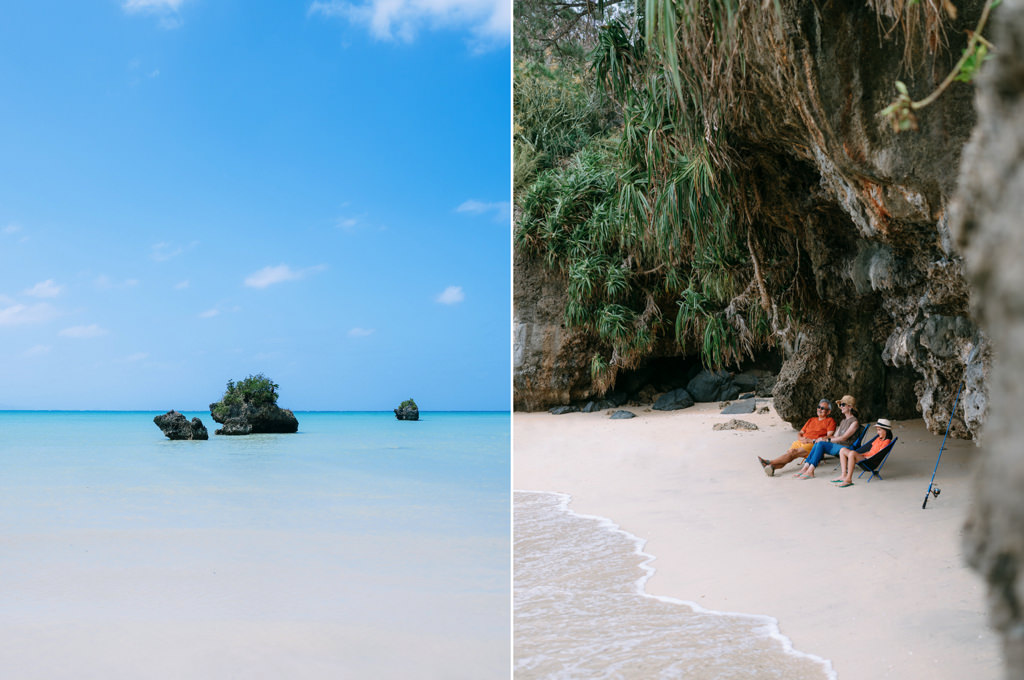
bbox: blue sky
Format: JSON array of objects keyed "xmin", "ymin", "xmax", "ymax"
[{"xmin": 0, "ymin": 0, "xmax": 510, "ymax": 411}]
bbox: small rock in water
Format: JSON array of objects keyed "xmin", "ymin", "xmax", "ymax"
[
  {"xmin": 713, "ymin": 419, "xmax": 758, "ymax": 431},
  {"xmin": 154, "ymin": 410, "xmax": 209, "ymax": 440}
]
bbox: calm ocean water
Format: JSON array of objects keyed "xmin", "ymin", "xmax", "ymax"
[
  {"xmin": 514, "ymin": 491, "xmax": 834, "ymax": 680},
  {"xmin": 0, "ymin": 411, "xmax": 509, "ymax": 680}
]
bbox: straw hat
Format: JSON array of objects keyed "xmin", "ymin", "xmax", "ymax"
[
  {"xmin": 875, "ymin": 418, "xmax": 893, "ymax": 432},
  {"xmin": 836, "ymin": 395, "xmax": 856, "ymax": 408}
]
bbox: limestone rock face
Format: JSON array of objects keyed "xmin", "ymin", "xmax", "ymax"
[
  {"xmin": 950, "ymin": 1, "xmax": 1024, "ymax": 670},
  {"xmin": 513, "ymin": 3, "xmax": 989, "ymax": 439},
  {"xmin": 514, "ymin": 252, "xmax": 607, "ymax": 412},
  {"xmin": 154, "ymin": 410, "xmax": 209, "ymax": 440},
  {"xmin": 208, "ymin": 402, "xmax": 299, "ymax": 435}
]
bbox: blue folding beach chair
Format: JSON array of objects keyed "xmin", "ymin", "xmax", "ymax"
[{"xmin": 856, "ymin": 436, "xmax": 898, "ymax": 483}]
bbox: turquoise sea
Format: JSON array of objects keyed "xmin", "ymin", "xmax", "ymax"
[{"xmin": 0, "ymin": 411, "xmax": 509, "ymax": 680}]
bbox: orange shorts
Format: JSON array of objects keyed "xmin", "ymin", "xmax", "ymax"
[{"xmin": 789, "ymin": 440, "xmax": 814, "ymax": 454}]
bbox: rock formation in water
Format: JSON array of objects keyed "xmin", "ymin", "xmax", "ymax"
[
  {"xmin": 951, "ymin": 0, "xmax": 1024, "ymax": 671},
  {"xmin": 514, "ymin": 2, "xmax": 989, "ymax": 438},
  {"xmin": 394, "ymin": 398, "xmax": 419, "ymax": 421},
  {"xmin": 208, "ymin": 402, "xmax": 299, "ymax": 435},
  {"xmin": 209, "ymin": 373, "xmax": 299, "ymax": 435},
  {"xmin": 154, "ymin": 410, "xmax": 209, "ymax": 440}
]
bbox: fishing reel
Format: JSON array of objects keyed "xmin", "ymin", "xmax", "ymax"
[{"xmin": 930, "ymin": 486, "xmax": 941, "ymax": 498}]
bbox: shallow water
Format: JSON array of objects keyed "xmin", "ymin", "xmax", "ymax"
[
  {"xmin": 514, "ymin": 491, "xmax": 833, "ymax": 680},
  {"xmin": 0, "ymin": 411, "xmax": 509, "ymax": 679}
]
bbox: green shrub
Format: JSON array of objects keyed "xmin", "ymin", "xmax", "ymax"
[
  {"xmin": 399, "ymin": 398, "xmax": 418, "ymax": 410},
  {"xmin": 212, "ymin": 373, "xmax": 279, "ymax": 419}
]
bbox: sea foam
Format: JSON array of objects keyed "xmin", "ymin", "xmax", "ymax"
[{"xmin": 514, "ymin": 490, "xmax": 835, "ymax": 680}]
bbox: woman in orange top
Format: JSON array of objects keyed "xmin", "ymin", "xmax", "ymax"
[
  {"xmin": 833, "ymin": 419, "xmax": 894, "ymax": 487},
  {"xmin": 758, "ymin": 399, "xmax": 836, "ymax": 476}
]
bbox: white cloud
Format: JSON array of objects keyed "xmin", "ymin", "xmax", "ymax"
[
  {"xmin": 308, "ymin": 0, "xmax": 509, "ymax": 50},
  {"xmin": 336, "ymin": 215, "xmax": 364, "ymax": 231},
  {"xmin": 348, "ymin": 327, "xmax": 375, "ymax": 337},
  {"xmin": 199, "ymin": 308, "xmax": 219, "ymax": 318},
  {"xmin": 3, "ymin": 223, "xmax": 28, "ymax": 243},
  {"xmin": 24, "ymin": 344, "xmax": 51, "ymax": 357},
  {"xmin": 24, "ymin": 279, "xmax": 62, "ymax": 298},
  {"xmin": 122, "ymin": 0, "xmax": 186, "ymax": 28},
  {"xmin": 123, "ymin": 0, "xmax": 185, "ymax": 9},
  {"xmin": 95, "ymin": 275, "xmax": 139, "ymax": 290},
  {"xmin": 59, "ymin": 324, "xmax": 108, "ymax": 339},
  {"xmin": 151, "ymin": 241, "xmax": 182, "ymax": 261},
  {"xmin": 457, "ymin": 199, "xmax": 511, "ymax": 223},
  {"xmin": 244, "ymin": 264, "xmax": 327, "ymax": 289},
  {"xmin": 436, "ymin": 285, "xmax": 465, "ymax": 305},
  {"xmin": 0, "ymin": 303, "xmax": 57, "ymax": 326}
]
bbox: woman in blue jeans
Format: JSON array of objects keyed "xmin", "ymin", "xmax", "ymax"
[{"xmin": 793, "ymin": 395, "xmax": 861, "ymax": 479}]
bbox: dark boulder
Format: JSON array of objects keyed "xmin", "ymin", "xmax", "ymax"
[
  {"xmin": 154, "ymin": 410, "xmax": 209, "ymax": 440},
  {"xmin": 209, "ymin": 402, "xmax": 299, "ymax": 435},
  {"xmin": 687, "ymin": 370, "xmax": 739, "ymax": 402},
  {"xmin": 610, "ymin": 410, "xmax": 636, "ymax": 419},
  {"xmin": 582, "ymin": 399, "xmax": 616, "ymax": 413},
  {"xmin": 652, "ymin": 388, "xmax": 695, "ymax": 411},
  {"xmin": 549, "ymin": 405, "xmax": 579, "ymax": 415}
]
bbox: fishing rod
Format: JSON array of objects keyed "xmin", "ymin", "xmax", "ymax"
[{"xmin": 923, "ymin": 346, "xmax": 978, "ymax": 509}]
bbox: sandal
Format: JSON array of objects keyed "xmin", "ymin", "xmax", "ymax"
[{"xmin": 838, "ymin": 482, "xmax": 854, "ymax": 488}]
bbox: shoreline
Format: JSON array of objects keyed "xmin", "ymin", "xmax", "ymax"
[
  {"xmin": 513, "ymin": 402, "xmax": 1001, "ymax": 679},
  {"xmin": 516, "ymin": 488, "xmax": 837, "ymax": 679}
]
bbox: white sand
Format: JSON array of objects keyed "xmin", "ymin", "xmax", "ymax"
[{"xmin": 514, "ymin": 402, "xmax": 1002, "ymax": 679}]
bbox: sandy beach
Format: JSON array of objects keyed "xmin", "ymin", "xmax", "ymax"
[{"xmin": 513, "ymin": 401, "xmax": 1001, "ymax": 679}]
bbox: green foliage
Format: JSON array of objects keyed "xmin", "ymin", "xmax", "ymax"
[
  {"xmin": 514, "ymin": 3, "xmax": 802, "ymax": 377},
  {"xmin": 879, "ymin": 0, "xmax": 996, "ymax": 132},
  {"xmin": 514, "ymin": 61, "xmax": 615, "ymax": 192},
  {"xmin": 213, "ymin": 373, "xmax": 279, "ymax": 419},
  {"xmin": 399, "ymin": 398, "xmax": 418, "ymax": 410},
  {"xmin": 954, "ymin": 41, "xmax": 991, "ymax": 83}
]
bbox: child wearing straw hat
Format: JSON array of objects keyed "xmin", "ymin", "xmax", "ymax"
[{"xmin": 833, "ymin": 419, "xmax": 895, "ymax": 487}]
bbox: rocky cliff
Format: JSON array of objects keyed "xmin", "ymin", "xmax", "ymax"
[
  {"xmin": 952, "ymin": 0, "xmax": 1024, "ymax": 671},
  {"xmin": 514, "ymin": 1, "xmax": 989, "ymax": 437}
]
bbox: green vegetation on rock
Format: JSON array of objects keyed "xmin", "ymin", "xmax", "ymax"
[{"xmin": 212, "ymin": 373, "xmax": 280, "ymax": 419}]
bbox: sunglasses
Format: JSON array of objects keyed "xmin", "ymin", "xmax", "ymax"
[
  {"xmin": 817, "ymin": 406, "xmax": 829, "ymax": 410},
  {"xmin": 838, "ymin": 403, "xmax": 849, "ymax": 407}
]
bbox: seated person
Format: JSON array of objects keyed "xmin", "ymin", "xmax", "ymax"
[
  {"xmin": 792, "ymin": 395, "xmax": 861, "ymax": 479},
  {"xmin": 832, "ymin": 419, "xmax": 894, "ymax": 487},
  {"xmin": 759, "ymin": 399, "xmax": 836, "ymax": 477}
]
